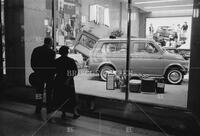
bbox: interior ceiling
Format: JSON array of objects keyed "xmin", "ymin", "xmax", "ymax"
[{"xmin": 124, "ymin": 0, "xmax": 194, "ymax": 12}]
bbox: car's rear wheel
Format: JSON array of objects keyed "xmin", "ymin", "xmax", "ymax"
[
  {"xmin": 99, "ymin": 66, "xmax": 114, "ymax": 81},
  {"xmin": 165, "ymin": 67, "xmax": 183, "ymax": 85}
]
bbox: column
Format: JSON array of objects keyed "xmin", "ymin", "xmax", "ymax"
[{"xmin": 187, "ymin": 0, "xmax": 200, "ymax": 119}]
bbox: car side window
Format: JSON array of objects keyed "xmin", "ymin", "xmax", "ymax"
[
  {"xmin": 133, "ymin": 42, "xmax": 158, "ymax": 53},
  {"xmin": 101, "ymin": 42, "xmax": 127, "ymax": 53},
  {"xmin": 132, "ymin": 42, "xmax": 146, "ymax": 52},
  {"xmin": 145, "ymin": 43, "xmax": 158, "ymax": 53}
]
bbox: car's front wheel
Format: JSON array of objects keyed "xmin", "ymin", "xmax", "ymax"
[
  {"xmin": 99, "ymin": 66, "xmax": 114, "ymax": 81},
  {"xmin": 165, "ymin": 67, "xmax": 183, "ymax": 85}
]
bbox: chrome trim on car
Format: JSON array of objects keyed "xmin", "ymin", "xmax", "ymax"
[{"xmin": 163, "ymin": 63, "xmax": 188, "ymax": 75}]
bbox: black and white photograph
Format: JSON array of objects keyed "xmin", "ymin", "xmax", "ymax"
[{"xmin": 0, "ymin": 0, "xmax": 200, "ymax": 136}]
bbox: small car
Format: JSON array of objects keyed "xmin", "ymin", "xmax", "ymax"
[
  {"xmin": 154, "ymin": 26, "xmax": 177, "ymax": 40},
  {"xmin": 74, "ymin": 32, "xmax": 188, "ymax": 85}
]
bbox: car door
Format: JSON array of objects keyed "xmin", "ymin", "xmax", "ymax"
[
  {"xmin": 131, "ymin": 41, "xmax": 164, "ymax": 76},
  {"xmin": 96, "ymin": 41, "xmax": 127, "ymax": 71}
]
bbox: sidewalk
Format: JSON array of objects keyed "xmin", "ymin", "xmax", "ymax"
[
  {"xmin": 0, "ymin": 101, "xmax": 165, "ymax": 136},
  {"xmin": 1, "ymin": 86, "xmax": 200, "ymax": 136}
]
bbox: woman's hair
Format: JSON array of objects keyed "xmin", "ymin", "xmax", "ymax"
[{"xmin": 59, "ymin": 46, "xmax": 69, "ymax": 56}]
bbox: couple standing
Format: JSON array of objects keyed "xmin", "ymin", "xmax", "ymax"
[{"xmin": 30, "ymin": 37, "xmax": 80, "ymax": 121}]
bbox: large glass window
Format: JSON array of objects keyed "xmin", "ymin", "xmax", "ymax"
[
  {"xmin": 45, "ymin": 1, "xmax": 193, "ymax": 114},
  {"xmin": 2, "ymin": 0, "xmax": 198, "ymax": 135}
]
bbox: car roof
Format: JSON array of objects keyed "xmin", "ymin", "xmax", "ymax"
[{"xmin": 98, "ymin": 37, "xmax": 153, "ymax": 42}]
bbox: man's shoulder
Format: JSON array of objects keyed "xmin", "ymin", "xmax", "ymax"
[
  {"xmin": 49, "ymin": 49, "xmax": 56, "ymax": 56},
  {"xmin": 33, "ymin": 45, "xmax": 43, "ymax": 51},
  {"xmin": 41, "ymin": 45, "xmax": 55, "ymax": 54},
  {"xmin": 33, "ymin": 46, "xmax": 55, "ymax": 55},
  {"xmin": 32, "ymin": 46, "xmax": 42, "ymax": 54},
  {"xmin": 67, "ymin": 56, "xmax": 75, "ymax": 62}
]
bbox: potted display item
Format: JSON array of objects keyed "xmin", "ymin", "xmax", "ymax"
[{"xmin": 116, "ymin": 73, "xmax": 127, "ymax": 92}]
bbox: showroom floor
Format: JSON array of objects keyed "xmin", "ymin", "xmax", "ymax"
[{"xmin": 74, "ymin": 74, "xmax": 188, "ymax": 108}]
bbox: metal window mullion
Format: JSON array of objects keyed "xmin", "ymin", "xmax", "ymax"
[{"xmin": 125, "ymin": 0, "xmax": 132, "ymax": 101}]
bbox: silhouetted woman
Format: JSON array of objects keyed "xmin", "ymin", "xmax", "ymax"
[{"xmin": 53, "ymin": 46, "xmax": 80, "ymax": 119}]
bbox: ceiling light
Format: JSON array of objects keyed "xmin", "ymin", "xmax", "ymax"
[
  {"xmin": 144, "ymin": 4, "xmax": 193, "ymax": 9},
  {"xmin": 193, "ymin": 8, "xmax": 200, "ymax": 18},
  {"xmin": 135, "ymin": 0, "xmax": 181, "ymax": 5},
  {"xmin": 151, "ymin": 9, "xmax": 193, "ymax": 14}
]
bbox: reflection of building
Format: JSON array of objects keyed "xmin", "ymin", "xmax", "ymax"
[
  {"xmin": 1, "ymin": 0, "xmax": 5, "ymax": 75},
  {"xmin": 46, "ymin": 0, "xmax": 81, "ymax": 45},
  {"xmin": 2, "ymin": 0, "xmax": 192, "ymax": 86},
  {"xmin": 3, "ymin": 0, "xmax": 82, "ymax": 85},
  {"xmin": 89, "ymin": 4, "xmax": 109, "ymax": 26},
  {"xmin": 80, "ymin": 0, "xmax": 141, "ymax": 38},
  {"xmin": 3, "ymin": 0, "xmax": 200, "ymax": 123},
  {"xmin": 1, "ymin": 0, "xmax": 151, "ymax": 85}
]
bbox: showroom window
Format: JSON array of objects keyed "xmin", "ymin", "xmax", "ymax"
[{"xmin": 2, "ymin": 0, "xmax": 198, "ymax": 135}]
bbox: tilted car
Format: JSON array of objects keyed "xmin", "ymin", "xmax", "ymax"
[{"xmin": 74, "ymin": 32, "xmax": 188, "ymax": 85}]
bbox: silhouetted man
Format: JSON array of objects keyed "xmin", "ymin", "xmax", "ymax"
[
  {"xmin": 31, "ymin": 37, "xmax": 55, "ymax": 117},
  {"xmin": 53, "ymin": 46, "xmax": 80, "ymax": 119}
]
